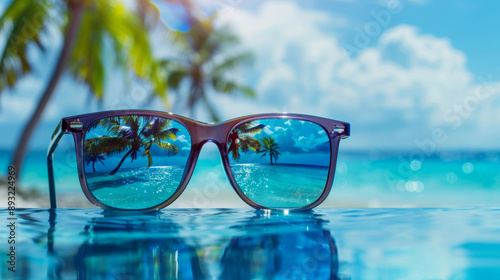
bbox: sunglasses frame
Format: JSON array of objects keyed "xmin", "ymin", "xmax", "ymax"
[{"xmin": 48, "ymin": 110, "xmax": 350, "ymax": 211}]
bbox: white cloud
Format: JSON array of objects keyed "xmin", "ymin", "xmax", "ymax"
[
  {"xmin": 337, "ymin": 24, "xmax": 472, "ymax": 113},
  {"xmin": 177, "ymin": 134, "xmax": 188, "ymax": 142},
  {"xmin": 294, "ymin": 134, "xmax": 324, "ymax": 152},
  {"xmin": 217, "ymin": 1, "xmax": 500, "ymax": 149},
  {"xmin": 263, "ymin": 125, "xmax": 273, "ymax": 135}
]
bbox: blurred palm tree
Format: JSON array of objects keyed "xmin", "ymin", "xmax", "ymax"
[
  {"xmin": 0, "ymin": 0, "xmax": 167, "ymax": 179},
  {"xmin": 162, "ymin": 15, "xmax": 255, "ymax": 122},
  {"xmin": 259, "ymin": 137, "xmax": 281, "ymax": 165}
]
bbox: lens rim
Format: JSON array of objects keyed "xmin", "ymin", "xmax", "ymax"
[
  {"xmin": 81, "ymin": 114, "xmax": 193, "ymax": 210},
  {"xmin": 222, "ymin": 115, "xmax": 342, "ymax": 210},
  {"xmin": 70, "ymin": 111, "xmax": 201, "ymax": 211},
  {"xmin": 224, "ymin": 117, "xmax": 334, "ymax": 209}
]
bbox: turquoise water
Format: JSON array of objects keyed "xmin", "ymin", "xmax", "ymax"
[
  {"xmin": 86, "ymin": 166, "xmax": 185, "ymax": 209},
  {"xmin": 1, "ymin": 149, "xmax": 500, "ymax": 207},
  {"xmin": 231, "ymin": 164, "xmax": 328, "ymax": 208},
  {"xmin": 1, "ymin": 208, "xmax": 500, "ymax": 279},
  {"xmin": 85, "ymin": 163, "xmax": 329, "ymax": 209}
]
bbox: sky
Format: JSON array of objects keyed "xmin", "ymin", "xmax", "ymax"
[
  {"xmin": 230, "ymin": 118, "xmax": 332, "ymax": 166},
  {"xmin": 1, "ymin": 0, "xmax": 500, "ymax": 152},
  {"xmin": 83, "ymin": 116, "xmax": 332, "ymax": 171}
]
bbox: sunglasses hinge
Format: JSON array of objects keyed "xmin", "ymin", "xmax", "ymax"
[
  {"xmin": 332, "ymin": 126, "xmax": 345, "ymax": 134},
  {"xmin": 68, "ymin": 119, "xmax": 84, "ymax": 132}
]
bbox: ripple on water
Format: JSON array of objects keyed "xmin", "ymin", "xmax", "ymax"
[{"xmin": 4, "ymin": 208, "xmax": 500, "ymax": 280}]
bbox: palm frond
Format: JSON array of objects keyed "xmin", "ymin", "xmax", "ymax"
[
  {"xmin": 241, "ymin": 124, "xmax": 265, "ymax": 134},
  {"xmin": 84, "ymin": 136, "xmax": 131, "ymax": 157},
  {"xmin": 143, "ymin": 117, "xmax": 171, "ymax": 138},
  {"xmin": 0, "ymin": 0, "xmax": 52, "ymax": 92},
  {"xmin": 68, "ymin": 7, "xmax": 106, "ymax": 99},
  {"xmin": 95, "ymin": 116, "xmax": 121, "ymax": 134},
  {"xmin": 167, "ymin": 68, "xmax": 189, "ymax": 90},
  {"xmin": 68, "ymin": 0, "xmax": 168, "ymax": 105},
  {"xmin": 212, "ymin": 52, "xmax": 254, "ymax": 74},
  {"xmin": 228, "ymin": 141, "xmax": 240, "ymax": 160},
  {"xmin": 96, "ymin": 156, "xmax": 105, "ymax": 164},
  {"xmin": 157, "ymin": 128, "xmax": 180, "ymax": 141},
  {"xmin": 155, "ymin": 142, "xmax": 179, "ymax": 155},
  {"xmin": 239, "ymin": 136, "xmax": 261, "ymax": 152}
]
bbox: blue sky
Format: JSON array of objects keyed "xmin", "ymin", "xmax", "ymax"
[
  {"xmin": 1, "ymin": 0, "xmax": 500, "ymax": 152},
  {"xmin": 230, "ymin": 118, "xmax": 332, "ymax": 166}
]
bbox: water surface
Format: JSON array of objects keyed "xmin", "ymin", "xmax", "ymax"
[{"xmin": 1, "ymin": 208, "xmax": 500, "ymax": 279}]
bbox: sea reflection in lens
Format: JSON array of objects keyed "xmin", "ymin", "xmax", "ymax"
[
  {"xmin": 83, "ymin": 115, "xmax": 192, "ymax": 209},
  {"xmin": 228, "ymin": 119, "xmax": 331, "ymax": 208},
  {"xmin": 45, "ymin": 211, "xmax": 340, "ymax": 279}
]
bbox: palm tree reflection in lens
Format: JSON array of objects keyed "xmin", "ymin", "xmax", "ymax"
[
  {"xmin": 228, "ymin": 119, "xmax": 331, "ymax": 208},
  {"xmin": 259, "ymin": 136, "xmax": 282, "ymax": 165},
  {"xmin": 84, "ymin": 116, "xmax": 180, "ymax": 175},
  {"xmin": 228, "ymin": 122, "xmax": 265, "ymax": 160},
  {"xmin": 84, "ymin": 142, "xmax": 106, "ymax": 173},
  {"xmin": 83, "ymin": 115, "xmax": 191, "ymax": 209}
]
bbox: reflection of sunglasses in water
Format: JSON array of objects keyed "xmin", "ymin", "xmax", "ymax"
[
  {"xmin": 47, "ymin": 111, "xmax": 350, "ymax": 210},
  {"xmin": 45, "ymin": 210, "xmax": 340, "ymax": 279}
]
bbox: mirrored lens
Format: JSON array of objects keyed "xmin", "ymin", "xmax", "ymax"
[
  {"xmin": 83, "ymin": 115, "xmax": 191, "ymax": 209},
  {"xmin": 227, "ymin": 118, "xmax": 331, "ymax": 208}
]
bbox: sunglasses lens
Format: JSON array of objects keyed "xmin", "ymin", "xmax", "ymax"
[
  {"xmin": 83, "ymin": 115, "xmax": 191, "ymax": 209},
  {"xmin": 227, "ymin": 118, "xmax": 331, "ymax": 208}
]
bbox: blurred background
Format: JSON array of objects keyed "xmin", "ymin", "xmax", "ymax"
[{"xmin": 0, "ymin": 0, "xmax": 499, "ymax": 208}]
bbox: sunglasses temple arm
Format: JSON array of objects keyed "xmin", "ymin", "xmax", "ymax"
[{"xmin": 47, "ymin": 121, "xmax": 65, "ymax": 209}]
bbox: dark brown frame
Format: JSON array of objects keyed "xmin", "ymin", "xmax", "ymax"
[{"xmin": 47, "ymin": 110, "xmax": 350, "ymax": 211}]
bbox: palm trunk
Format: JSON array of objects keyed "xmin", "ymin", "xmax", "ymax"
[
  {"xmin": 10, "ymin": 3, "xmax": 84, "ymax": 180},
  {"xmin": 109, "ymin": 149, "xmax": 134, "ymax": 175},
  {"xmin": 188, "ymin": 84, "xmax": 197, "ymax": 119},
  {"xmin": 270, "ymin": 154, "xmax": 273, "ymax": 165},
  {"xmin": 92, "ymin": 161, "xmax": 96, "ymax": 173}
]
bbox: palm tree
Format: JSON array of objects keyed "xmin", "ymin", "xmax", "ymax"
[
  {"xmin": 162, "ymin": 14, "xmax": 255, "ymax": 121},
  {"xmin": 259, "ymin": 137, "xmax": 282, "ymax": 165},
  {"xmin": 86, "ymin": 116, "xmax": 180, "ymax": 175},
  {"xmin": 228, "ymin": 122, "xmax": 265, "ymax": 160},
  {"xmin": 1, "ymin": 0, "xmax": 167, "ymax": 179},
  {"xmin": 140, "ymin": 117, "xmax": 180, "ymax": 168},
  {"xmin": 83, "ymin": 135, "xmax": 128, "ymax": 172},
  {"xmin": 85, "ymin": 152, "xmax": 105, "ymax": 173}
]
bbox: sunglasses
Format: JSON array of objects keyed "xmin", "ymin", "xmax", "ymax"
[{"xmin": 47, "ymin": 110, "xmax": 350, "ymax": 211}]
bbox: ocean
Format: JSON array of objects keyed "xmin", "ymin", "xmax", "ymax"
[{"xmin": 1, "ymin": 147, "xmax": 499, "ymax": 208}]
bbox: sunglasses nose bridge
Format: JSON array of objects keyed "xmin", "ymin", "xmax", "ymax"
[{"xmin": 194, "ymin": 122, "xmax": 227, "ymax": 147}]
